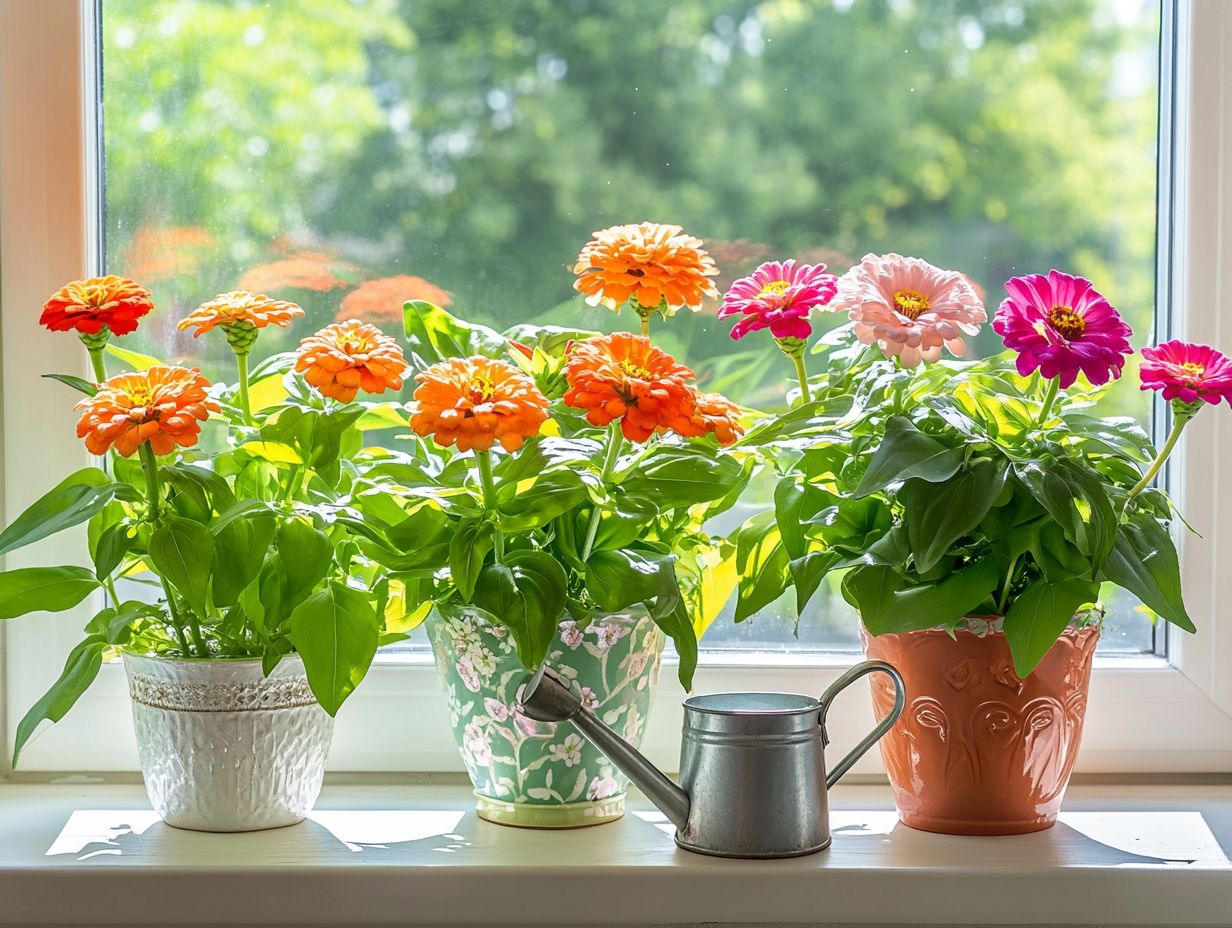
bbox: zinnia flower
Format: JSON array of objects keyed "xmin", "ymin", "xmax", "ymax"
[
  {"xmin": 75, "ymin": 366, "xmax": 217, "ymax": 457},
  {"xmin": 682, "ymin": 392, "xmax": 745, "ymax": 446},
  {"xmin": 717, "ymin": 260, "xmax": 838, "ymax": 340},
  {"xmin": 1139, "ymin": 340, "xmax": 1232, "ymax": 407},
  {"xmin": 40, "ymin": 275, "xmax": 155, "ymax": 337},
  {"xmin": 178, "ymin": 291, "xmax": 304, "ymax": 339},
  {"xmin": 294, "ymin": 319, "xmax": 408, "ymax": 403},
  {"xmin": 831, "ymin": 254, "xmax": 986, "ymax": 368},
  {"xmin": 563, "ymin": 333, "xmax": 699, "ymax": 442},
  {"xmin": 236, "ymin": 251, "xmax": 355, "ymax": 293},
  {"xmin": 409, "ymin": 356, "xmax": 549, "ymax": 453},
  {"xmin": 992, "ymin": 270, "xmax": 1133, "ymax": 388},
  {"xmin": 337, "ymin": 275, "xmax": 452, "ymax": 323},
  {"xmin": 572, "ymin": 222, "xmax": 718, "ymax": 316}
]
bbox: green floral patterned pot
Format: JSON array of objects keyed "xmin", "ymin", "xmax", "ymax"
[{"xmin": 426, "ymin": 603, "xmax": 665, "ymax": 828}]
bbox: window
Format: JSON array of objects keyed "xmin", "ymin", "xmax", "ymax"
[{"xmin": 4, "ymin": 0, "xmax": 1232, "ymax": 774}]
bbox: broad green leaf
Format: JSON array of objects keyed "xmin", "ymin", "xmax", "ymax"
[
  {"xmin": 496, "ymin": 469, "xmax": 589, "ymax": 532},
  {"xmin": 149, "ymin": 518, "xmax": 214, "ymax": 616},
  {"xmin": 286, "ymin": 582, "xmax": 380, "ymax": 715},
  {"xmin": 449, "ymin": 519, "xmax": 494, "ymax": 601},
  {"xmin": 848, "ymin": 558, "xmax": 1001, "ymax": 635},
  {"xmin": 402, "ymin": 300, "xmax": 507, "ymax": 369},
  {"xmin": 1029, "ymin": 521, "xmax": 1091, "ymax": 582},
  {"xmin": 12, "ymin": 636, "xmax": 106, "ymax": 765},
  {"xmin": 585, "ymin": 549, "xmax": 680, "ymax": 615},
  {"xmin": 1100, "ymin": 512, "xmax": 1194, "ymax": 632},
  {"xmin": 902, "ymin": 459, "xmax": 1008, "ymax": 572},
  {"xmin": 1015, "ymin": 458, "xmax": 1117, "ymax": 563},
  {"xmin": 472, "ymin": 551, "xmax": 567, "ymax": 668},
  {"xmin": 621, "ymin": 446, "xmax": 745, "ymax": 509},
  {"xmin": 853, "ymin": 416, "xmax": 965, "ymax": 497},
  {"xmin": 104, "ymin": 342, "xmax": 163, "ymax": 371},
  {"xmin": 0, "ymin": 566, "xmax": 100, "ymax": 619},
  {"xmin": 589, "ymin": 492, "xmax": 658, "ymax": 552},
  {"xmin": 238, "ymin": 440, "xmax": 303, "ymax": 465},
  {"xmin": 734, "ymin": 512, "xmax": 791, "ymax": 622},
  {"xmin": 42, "ymin": 373, "xmax": 99, "ymax": 396},
  {"xmin": 92, "ymin": 521, "xmax": 134, "ymax": 580},
  {"xmin": 790, "ymin": 551, "xmax": 840, "ymax": 616},
  {"xmin": 1003, "ymin": 578, "xmax": 1100, "ymax": 676},
  {"xmin": 211, "ymin": 512, "xmax": 276, "ymax": 607},
  {"xmin": 275, "ymin": 519, "xmax": 333, "ymax": 605},
  {"xmin": 0, "ymin": 468, "xmax": 115, "ymax": 558}
]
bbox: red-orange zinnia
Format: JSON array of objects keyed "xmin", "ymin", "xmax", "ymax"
[
  {"xmin": 294, "ymin": 320, "xmax": 408, "ymax": 403},
  {"xmin": 177, "ymin": 290, "xmax": 305, "ymax": 338},
  {"xmin": 409, "ymin": 357, "xmax": 549, "ymax": 453},
  {"xmin": 41, "ymin": 276, "xmax": 155, "ymax": 336},
  {"xmin": 563, "ymin": 333, "xmax": 699, "ymax": 442},
  {"xmin": 76, "ymin": 366, "xmax": 217, "ymax": 457},
  {"xmin": 683, "ymin": 392, "xmax": 745, "ymax": 446},
  {"xmin": 572, "ymin": 222, "xmax": 719, "ymax": 313},
  {"xmin": 337, "ymin": 275, "xmax": 453, "ymax": 323}
]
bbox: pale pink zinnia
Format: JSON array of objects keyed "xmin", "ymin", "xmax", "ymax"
[
  {"xmin": 992, "ymin": 270, "xmax": 1133, "ymax": 388},
  {"xmin": 717, "ymin": 260, "xmax": 838, "ymax": 340},
  {"xmin": 1139, "ymin": 340, "xmax": 1232, "ymax": 407},
  {"xmin": 831, "ymin": 253, "xmax": 986, "ymax": 367}
]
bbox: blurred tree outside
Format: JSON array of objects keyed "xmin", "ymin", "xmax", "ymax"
[{"xmin": 102, "ymin": 0, "xmax": 1164, "ymax": 652}]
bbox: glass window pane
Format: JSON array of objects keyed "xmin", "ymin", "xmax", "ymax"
[{"xmin": 101, "ymin": 0, "xmax": 1163, "ymax": 656}]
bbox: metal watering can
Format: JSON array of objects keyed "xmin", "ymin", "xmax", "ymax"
[{"xmin": 518, "ymin": 660, "xmax": 906, "ymax": 858}]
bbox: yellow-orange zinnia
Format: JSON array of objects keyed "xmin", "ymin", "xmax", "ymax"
[
  {"xmin": 41, "ymin": 275, "xmax": 155, "ymax": 336},
  {"xmin": 572, "ymin": 222, "xmax": 719, "ymax": 314},
  {"xmin": 294, "ymin": 319, "xmax": 407, "ymax": 403},
  {"xmin": 683, "ymin": 392, "xmax": 745, "ymax": 447},
  {"xmin": 76, "ymin": 366, "xmax": 217, "ymax": 457},
  {"xmin": 178, "ymin": 290, "xmax": 305, "ymax": 338},
  {"xmin": 563, "ymin": 333, "xmax": 699, "ymax": 442},
  {"xmin": 409, "ymin": 356, "xmax": 549, "ymax": 453}
]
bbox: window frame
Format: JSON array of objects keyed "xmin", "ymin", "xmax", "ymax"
[{"xmin": 3, "ymin": 0, "xmax": 1230, "ymax": 775}]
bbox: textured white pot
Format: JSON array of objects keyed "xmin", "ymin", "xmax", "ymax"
[{"xmin": 122, "ymin": 652, "xmax": 333, "ymax": 832}]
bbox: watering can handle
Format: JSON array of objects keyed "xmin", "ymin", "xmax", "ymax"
[{"xmin": 818, "ymin": 660, "xmax": 906, "ymax": 789}]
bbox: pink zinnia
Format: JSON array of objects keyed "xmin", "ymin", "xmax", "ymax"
[
  {"xmin": 830, "ymin": 253, "xmax": 986, "ymax": 367},
  {"xmin": 717, "ymin": 260, "xmax": 838, "ymax": 340},
  {"xmin": 992, "ymin": 270, "xmax": 1133, "ymax": 388},
  {"xmin": 1139, "ymin": 340, "xmax": 1232, "ymax": 407}
]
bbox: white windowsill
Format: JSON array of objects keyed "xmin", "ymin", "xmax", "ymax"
[{"xmin": 2, "ymin": 781, "xmax": 1231, "ymax": 927}]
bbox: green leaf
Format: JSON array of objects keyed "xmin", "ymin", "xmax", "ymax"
[
  {"xmin": 402, "ymin": 300, "xmax": 507, "ymax": 369},
  {"xmin": 588, "ymin": 492, "xmax": 658, "ymax": 552},
  {"xmin": 12, "ymin": 636, "xmax": 106, "ymax": 766},
  {"xmin": 286, "ymin": 582, "xmax": 380, "ymax": 715},
  {"xmin": 496, "ymin": 469, "xmax": 589, "ymax": 532},
  {"xmin": 472, "ymin": 551, "xmax": 567, "ymax": 668},
  {"xmin": 853, "ymin": 416, "xmax": 965, "ymax": 497},
  {"xmin": 211, "ymin": 511, "xmax": 276, "ymax": 607},
  {"xmin": 1100, "ymin": 512, "xmax": 1194, "ymax": 632},
  {"xmin": 585, "ymin": 549, "xmax": 680, "ymax": 614},
  {"xmin": 902, "ymin": 459, "xmax": 1008, "ymax": 572},
  {"xmin": 275, "ymin": 519, "xmax": 334, "ymax": 606},
  {"xmin": 42, "ymin": 373, "xmax": 99, "ymax": 396},
  {"xmin": 734, "ymin": 512, "xmax": 791, "ymax": 622},
  {"xmin": 1029, "ymin": 521, "xmax": 1091, "ymax": 582},
  {"xmin": 621, "ymin": 446, "xmax": 745, "ymax": 509},
  {"xmin": 849, "ymin": 558, "xmax": 1001, "ymax": 635},
  {"xmin": 104, "ymin": 342, "xmax": 163, "ymax": 370},
  {"xmin": 148, "ymin": 517, "xmax": 215, "ymax": 616},
  {"xmin": 1003, "ymin": 578, "xmax": 1100, "ymax": 676},
  {"xmin": 0, "ymin": 566, "xmax": 100, "ymax": 619},
  {"xmin": 790, "ymin": 551, "xmax": 840, "ymax": 616},
  {"xmin": 1015, "ymin": 458, "xmax": 1117, "ymax": 563},
  {"xmin": 450, "ymin": 519, "xmax": 494, "ymax": 601},
  {"xmin": 0, "ymin": 468, "xmax": 116, "ymax": 558}
]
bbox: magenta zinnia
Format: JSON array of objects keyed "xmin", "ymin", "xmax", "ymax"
[
  {"xmin": 1139, "ymin": 340, "xmax": 1232, "ymax": 407},
  {"xmin": 992, "ymin": 270, "xmax": 1132, "ymax": 388},
  {"xmin": 830, "ymin": 254, "xmax": 986, "ymax": 367},
  {"xmin": 717, "ymin": 260, "xmax": 838, "ymax": 340}
]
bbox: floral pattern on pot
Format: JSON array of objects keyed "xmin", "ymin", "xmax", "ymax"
[{"xmin": 427, "ymin": 604, "xmax": 665, "ymax": 828}]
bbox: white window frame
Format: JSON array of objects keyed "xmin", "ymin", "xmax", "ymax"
[{"xmin": 3, "ymin": 0, "xmax": 1231, "ymax": 776}]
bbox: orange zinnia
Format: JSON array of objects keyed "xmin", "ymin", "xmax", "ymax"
[
  {"xmin": 409, "ymin": 356, "xmax": 549, "ymax": 453},
  {"xmin": 76, "ymin": 366, "xmax": 217, "ymax": 457},
  {"xmin": 572, "ymin": 222, "xmax": 719, "ymax": 314},
  {"xmin": 563, "ymin": 333, "xmax": 699, "ymax": 442},
  {"xmin": 177, "ymin": 290, "xmax": 305, "ymax": 338},
  {"xmin": 41, "ymin": 276, "xmax": 155, "ymax": 336},
  {"xmin": 236, "ymin": 251, "xmax": 355, "ymax": 294},
  {"xmin": 337, "ymin": 275, "xmax": 453, "ymax": 323},
  {"xmin": 683, "ymin": 392, "xmax": 745, "ymax": 447},
  {"xmin": 294, "ymin": 319, "xmax": 407, "ymax": 403}
]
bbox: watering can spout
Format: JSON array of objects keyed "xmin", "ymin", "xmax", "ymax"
[{"xmin": 518, "ymin": 666, "xmax": 691, "ymax": 833}]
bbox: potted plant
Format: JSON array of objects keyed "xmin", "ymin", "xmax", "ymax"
[
  {"xmin": 349, "ymin": 223, "xmax": 747, "ymax": 827},
  {"xmin": 4, "ymin": 278, "xmax": 411, "ymax": 831},
  {"xmin": 727, "ymin": 255, "xmax": 1226, "ymax": 834}
]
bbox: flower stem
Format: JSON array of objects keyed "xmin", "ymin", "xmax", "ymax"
[
  {"xmin": 235, "ymin": 350, "xmax": 253, "ymax": 425},
  {"xmin": 1037, "ymin": 377, "xmax": 1061, "ymax": 426},
  {"xmin": 1126, "ymin": 410, "xmax": 1193, "ymax": 503},
  {"xmin": 139, "ymin": 442, "xmax": 161, "ymax": 522},
  {"xmin": 791, "ymin": 352, "xmax": 813, "ymax": 405},
  {"xmin": 640, "ymin": 314, "xmax": 651, "ymax": 338},
  {"xmin": 476, "ymin": 450, "xmax": 504, "ymax": 563},
  {"xmin": 87, "ymin": 347, "xmax": 107, "ymax": 383},
  {"xmin": 581, "ymin": 421, "xmax": 624, "ymax": 562}
]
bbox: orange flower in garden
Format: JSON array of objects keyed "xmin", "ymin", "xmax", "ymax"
[
  {"xmin": 237, "ymin": 251, "xmax": 355, "ymax": 294},
  {"xmin": 572, "ymin": 222, "xmax": 719, "ymax": 314},
  {"xmin": 177, "ymin": 291, "xmax": 305, "ymax": 338},
  {"xmin": 75, "ymin": 366, "xmax": 217, "ymax": 457},
  {"xmin": 294, "ymin": 319, "xmax": 408, "ymax": 403},
  {"xmin": 563, "ymin": 333, "xmax": 699, "ymax": 442},
  {"xmin": 125, "ymin": 225, "xmax": 214, "ymax": 282},
  {"xmin": 409, "ymin": 357, "xmax": 549, "ymax": 453},
  {"xmin": 40, "ymin": 276, "xmax": 155, "ymax": 336},
  {"xmin": 683, "ymin": 392, "xmax": 745, "ymax": 446},
  {"xmin": 337, "ymin": 275, "xmax": 453, "ymax": 323}
]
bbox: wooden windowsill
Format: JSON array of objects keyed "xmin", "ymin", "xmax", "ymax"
[{"xmin": 2, "ymin": 781, "xmax": 1230, "ymax": 927}]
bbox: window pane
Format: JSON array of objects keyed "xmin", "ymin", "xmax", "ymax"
[{"xmin": 101, "ymin": 0, "xmax": 1163, "ymax": 656}]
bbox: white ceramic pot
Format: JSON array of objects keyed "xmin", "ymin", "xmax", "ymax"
[{"xmin": 122, "ymin": 652, "xmax": 333, "ymax": 832}]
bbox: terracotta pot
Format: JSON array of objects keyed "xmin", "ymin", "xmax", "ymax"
[{"xmin": 861, "ymin": 621, "xmax": 1098, "ymax": 836}]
